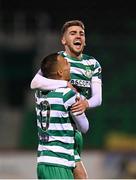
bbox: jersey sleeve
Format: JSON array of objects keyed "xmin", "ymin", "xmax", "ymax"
[
  {"xmin": 63, "ymin": 88, "xmax": 77, "ymax": 110},
  {"xmin": 91, "ymin": 60, "xmax": 102, "ymax": 84},
  {"xmin": 87, "ymin": 81, "xmax": 102, "ymax": 108},
  {"xmin": 70, "ymin": 112, "xmax": 89, "ymax": 133}
]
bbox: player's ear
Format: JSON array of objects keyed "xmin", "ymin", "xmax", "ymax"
[
  {"xmin": 57, "ymin": 70, "xmax": 63, "ymax": 77},
  {"xmin": 61, "ymin": 37, "xmax": 66, "ymax": 45}
]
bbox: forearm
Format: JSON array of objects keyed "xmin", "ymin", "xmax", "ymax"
[
  {"xmin": 87, "ymin": 82, "xmax": 102, "ymax": 108},
  {"xmin": 70, "ymin": 112, "xmax": 89, "ymax": 133},
  {"xmin": 30, "ymin": 70, "xmax": 67, "ymax": 90}
]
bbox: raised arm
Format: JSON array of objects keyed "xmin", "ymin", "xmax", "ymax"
[{"xmin": 30, "ymin": 70, "xmax": 67, "ymax": 90}]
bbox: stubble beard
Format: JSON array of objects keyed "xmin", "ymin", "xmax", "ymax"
[{"xmin": 69, "ymin": 46, "xmax": 83, "ymax": 57}]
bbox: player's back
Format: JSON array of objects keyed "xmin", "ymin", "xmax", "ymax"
[{"xmin": 35, "ymin": 87, "xmax": 77, "ymax": 168}]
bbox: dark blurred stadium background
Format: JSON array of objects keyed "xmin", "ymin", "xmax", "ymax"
[{"xmin": 0, "ymin": 0, "xmax": 135, "ymax": 178}]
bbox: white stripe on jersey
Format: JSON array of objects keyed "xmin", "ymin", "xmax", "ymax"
[
  {"xmin": 38, "ymin": 155, "xmax": 75, "ymax": 167},
  {"xmin": 36, "ymin": 97, "xmax": 63, "ymax": 105},
  {"xmin": 38, "ymin": 144, "xmax": 74, "ymax": 156},
  {"xmin": 37, "ymin": 121, "xmax": 74, "ymax": 131},
  {"xmin": 36, "ymin": 109, "xmax": 69, "ymax": 118},
  {"xmin": 74, "ymin": 154, "xmax": 80, "ymax": 160},
  {"xmin": 70, "ymin": 66, "xmax": 88, "ymax": 75}
]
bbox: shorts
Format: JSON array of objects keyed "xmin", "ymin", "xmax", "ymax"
[
  {"xmin": 74, "ymin": 130, "xmax": 83, "ymax": 162},
  {"xmin": 37, "ymin": 163, "xmax": 74, "ymax": 179}
]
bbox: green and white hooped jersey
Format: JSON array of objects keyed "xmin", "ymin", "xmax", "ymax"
[
  {"xmin": 59, "ymin": 51, "xmax": 102, "ymax": 99},
  {"xmin": 35, "ymin": 87, "xmax": 77, "ymax": 169}
]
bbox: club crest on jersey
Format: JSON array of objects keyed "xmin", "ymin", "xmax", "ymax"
[{"xmin": 85, "ymin": 67, "xmax": 92, "ymax": 78}]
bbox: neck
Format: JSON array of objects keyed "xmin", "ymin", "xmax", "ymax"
[{"xmin": 64, "ymin": 50, "xmax": 82, "ymax": 60}]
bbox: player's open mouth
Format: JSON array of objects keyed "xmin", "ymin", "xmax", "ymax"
[
  {"xmin": 73, "ymin": 41, "xmax": 81, "ymax": 45},
  {"xmin": 73, "ymin": 41, "xmax": 82, "ymax": 48}
]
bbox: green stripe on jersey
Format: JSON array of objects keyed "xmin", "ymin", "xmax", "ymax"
[
  {"xmin": 36, "ymin": 104, "xmax": 66, "ymax": 112},
  {"xmin": 37, "ymin": 116, "xmax": 71, "ymax": 123},
  {"xmin": 39, "ymin": 140, "xmax": 74, "ymax": 149},
  {"xmin": 38, "ymin": 128, "xmax": 74, "ymax": 137},
  {"xmin": 63, "ymin": 89, "xmax": 76, "ymax": 103}
]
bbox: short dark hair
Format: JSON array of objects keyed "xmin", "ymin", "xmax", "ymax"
[
  {"xmin": 61, "ymin": 20, "xmax": 85, "ymax": 37},
  {"xmin": 41, "ymin": 53, "xmax": 59, "ymax": 78}
]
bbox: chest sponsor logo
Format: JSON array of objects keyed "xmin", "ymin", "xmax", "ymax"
[{"xmin": 71, "ymin": 79, "xmax": 91, "ymax": 87}]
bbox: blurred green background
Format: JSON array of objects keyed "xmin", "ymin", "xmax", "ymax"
[{"xmin": 0, "ymin": 0, "xmax": 135, "ymax": 151}]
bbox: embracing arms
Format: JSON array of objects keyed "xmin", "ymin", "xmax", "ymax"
[{"xmin": 31, "ymin": 70, "xmax": 102, "ymax": 114}]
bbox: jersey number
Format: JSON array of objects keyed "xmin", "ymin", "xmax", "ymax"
[{"xmin": 39, "ymin": 100, "xmax": 50, "ymax": 131}]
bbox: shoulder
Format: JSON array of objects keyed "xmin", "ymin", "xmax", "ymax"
[
  {"xmin": 83, "ymin": 53, "xmax": 95, "ymax": 60},
  {"xmin": 83, "ymin": 53, "xmax": 101, "ymax": 67},
  {"xmin": 57, "ymin": 87, "xmax": 76, "ymax": 102}
]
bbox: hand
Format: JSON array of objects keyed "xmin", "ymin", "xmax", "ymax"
[
  {"xmin": 67, "ymin": 82, "xmax": 77, "ymax": 92},
  {"xmin": 71, "ymin": 99, "xmax": 89, "ymax": 115}
]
